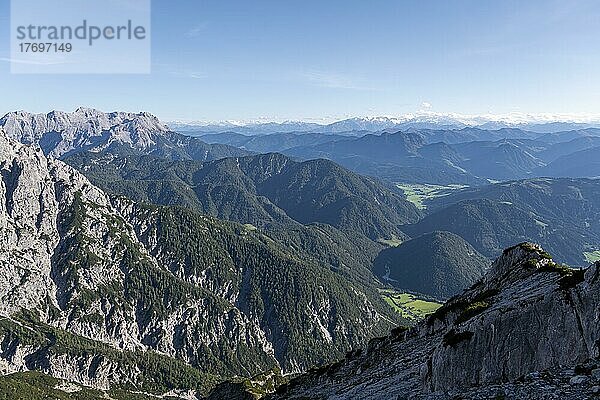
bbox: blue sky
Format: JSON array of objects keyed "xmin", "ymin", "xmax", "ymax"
[{"xmin": 1, "ymin": 0, "xmax": 599, "ymax": 121}]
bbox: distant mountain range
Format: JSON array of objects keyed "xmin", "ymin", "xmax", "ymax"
[
  {"xmin": 278, "ymin": 129, "xmax": 600, "ymax": 184},
  {"xmin": 170, "ymin": 113, "xmax": 600, "ymax": 135}
]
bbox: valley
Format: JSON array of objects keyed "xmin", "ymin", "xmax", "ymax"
[{"xmin": 378, "ymin": 289, "xmax": 441, "ymax": 321}]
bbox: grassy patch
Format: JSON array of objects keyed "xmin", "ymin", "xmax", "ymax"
[
  {"xmin": 379, "ymin": 289, "xmax": 441, "ymax": 321},
  {"xmin": 395, "ymin": 183, "xmax": 468, "ymax": 210},
  {"xmin": 538, "ymin": 261, "xmax": 574, "ymax": 276},
  {"xmin": 376, "ymin": 234, "xmax": 403, "ymax": 247},
  {"xmin": 537, "ymin": 261, "xmax": 585, "ymax": 289},
  {"xmin": 584, "ymin": 251, "xmax": 600, "ymax": 263},
  {"xmin": 242, "ymin": 223, "xmax": 257, "ymax": 231}
]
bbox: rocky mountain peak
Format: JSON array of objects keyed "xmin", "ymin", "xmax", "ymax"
[
  {"xmin": 483, "ymin": 242, "xmax": 551, "ymax": 285},
  {"xmin": 0, "ymin": 108, "xmax": 170, "ymax": 158}
]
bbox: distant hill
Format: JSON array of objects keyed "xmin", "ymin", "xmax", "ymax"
[
  {"xmin": 199, "ymin": 131, "xmax": 349, "ymax": 152},
  {"xmin": 451, "ymin": 140, "xmax": 546, "ymax": 180},
  {"xmin": 537, "ymin": 136, "xmax": 600, "ymax": 162},
  {"xmin": 538, "ymin": 146, "xmax": 600, "ymax": 177},
  {"xmin": 373, "ymin": 231, "xmax": 489, "ymax": 299},
  {"xmin": 402, "ymin": 199, "xmax": 547, "ymax": 258},
  {"xmin": 284, "ymin": 132, "xmax": 486, "ymax": 185},
  {"xmin": 284, "ymin": 131, "xmax": 549, "ymax": 184}
]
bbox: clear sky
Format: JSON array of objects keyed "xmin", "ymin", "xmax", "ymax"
[{"xmin": 1, "ymin": 0, "xmax": 599, "ymax": 121}]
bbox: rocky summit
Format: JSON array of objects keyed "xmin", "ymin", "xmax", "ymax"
[
  {"xmin": 269, "ymin": 243, "xmax": 600, "ymax": 400},
  {"xmin": 0, "ymin": 108, "xmax": 250, "ymax": 161}
]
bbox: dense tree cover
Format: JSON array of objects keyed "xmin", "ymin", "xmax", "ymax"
[
  {"xmin": 130, "ymin": 204, "xmax": 403, "ymax": 370},
  {"xmin": 64, "ymin": 151, "xmax": 420, "ymax": 241},
  {"xmin": 373, "ymin": 231, "xmax": 489, "ymax": 300}
]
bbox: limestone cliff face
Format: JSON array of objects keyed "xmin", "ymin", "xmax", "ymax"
[
  {"xmin": 0, "ymin": 129, "xmax": 276, "ymax": 383},
  {"xmin": 271, "ymin": 243, "xmax": 599, "ymax": 399},
  {"xmin": 0, "ymin": 108, "xmax": 249, "ymax": 160},
  {"xmin": 0, "ymin": 108, "xmax": 168, "ymax": 158}
]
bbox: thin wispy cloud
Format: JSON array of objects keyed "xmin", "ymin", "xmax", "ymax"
[
  {"xmin": 186, "ymin": 22, "xmax": 209, "ymax": 38},
  {"xmin": 0, "ymin": 57, "xmax": 68, "ymax": 66},
  {"xmin": 153, "ymin": 62, "xmax": 207, "ymax": 80},
  {"xmin": 299, "ymin": 70, "xmax": 377, "ymax": 91},
  {"xmin": 169, "ymin": 70, "xmax": 207, "ymax": 79}
]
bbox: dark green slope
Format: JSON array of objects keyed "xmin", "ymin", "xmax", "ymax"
[
  {"xmin": 235, "ymin": 154, "xmax": 420, "ymax": 238},
  {"xmin": 64, "ymin": 151, "xmax": 420, "ymax": 241},
  {"xmin": 126, "ymin": 203, "xmax": 401, "ymax": 370},
  {"xmin": 373, "ymin": 231, "xmax": 489, "ymax": 299},
  {"xmin": 427, "ymin": 178, "xmax": 600, "ymax": 226},
  {"xmin": 402, "ymin": 199, "xmax": 552, "ymax": 260},
  {"xmin": 263, "ymin": 223, "xmax": 384, "ymax": 288},
  {"xmin": 413, "ymin": 179, "xmax": 600, "ymax": 265},
  {"xmin": 36, "ymin": 191, "xmax": 401, "ymax": 392}
]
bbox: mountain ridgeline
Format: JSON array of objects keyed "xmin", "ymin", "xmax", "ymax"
[
  {"xmin": 0, "ymin": 108, "xmax": 251, "ymax": 161},
  {"xmin": 192, "ymin": 126, "xmax": 600, "ymax": 185},
  {"xmin": 63, "ymin": 151, "xmax": 421, "ymax": 242},
  {"xmin": 373, "ymin": 232, "xmax": 489, "ymax": 299},
  {"xmin": 266, "ymin": 244, "xmax": 600, "ymax": 399},
  {"xmin": 412, "ymin": 179, "xmax": 600, "ymax": 265}
]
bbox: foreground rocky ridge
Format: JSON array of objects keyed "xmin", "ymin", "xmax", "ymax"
[
  {"xmin": 268, "ymin": 243, "xmax": 599, "ymax": 399},
  {"xmin": 0, "ymin": 129, "xmax": 397, "ymax": 396}
]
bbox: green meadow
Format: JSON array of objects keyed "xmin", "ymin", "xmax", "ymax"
[
  {"xmin": 396, "ymin": 183, "xmax": 468, "ymax": 210},
  {"xmin": 379, "ymin": 289, "xmax": 441, "ymax": 321}
]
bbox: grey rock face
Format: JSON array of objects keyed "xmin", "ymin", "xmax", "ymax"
[
  {"xmin": 0, "ymin": 108, "xmax": 168, "ymax": 158},
  {"xmin": 0, "ymin": 130, "xmax": 274, "ymax": 385},
  {"xmin": 0, "ymin": 108, "xmax": 250, "ymax": 161},
  {"xmin": 271, "ymin": 244, "xmax": 599, "ymax": 399}
]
